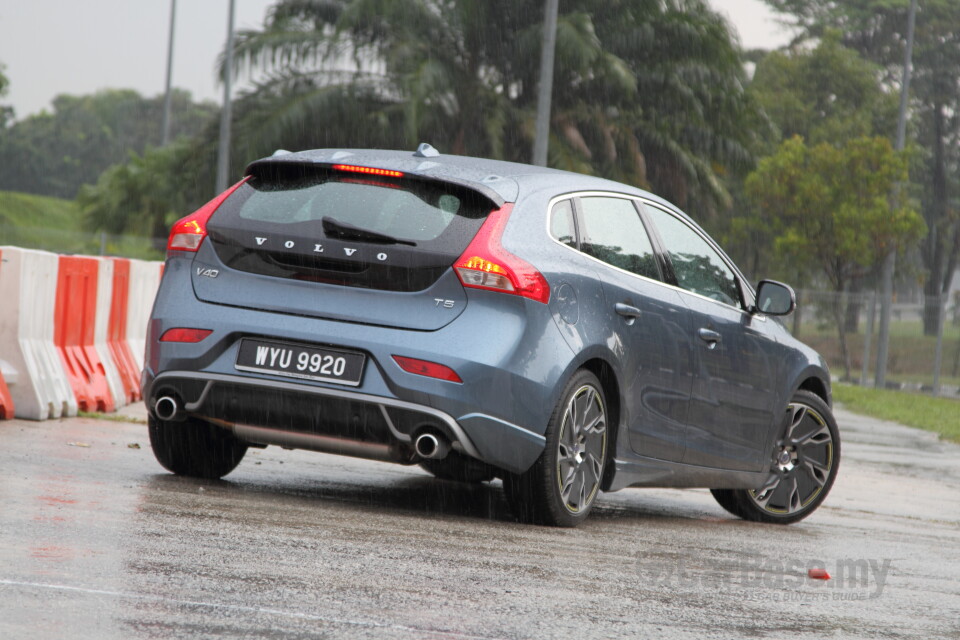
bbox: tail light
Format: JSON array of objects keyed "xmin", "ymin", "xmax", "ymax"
[
  {"xmin": 167, "ymin": 178, "xmax": 249, "ymax": 252},
  {"xmin": 454, "ymin": 203, "xmax": 550, "ymax": 304}
]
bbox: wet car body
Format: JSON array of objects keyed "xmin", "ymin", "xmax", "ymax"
[{"xmin": 143, "ymin": 146, "xmax": 837, "ymax": 526}]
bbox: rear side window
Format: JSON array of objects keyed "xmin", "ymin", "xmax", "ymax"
[
  {"xmin": 236, "ymin": 174, "xmax": 472, "ymax": 242},
  {"xmin": 549, "ymin": 199, "xmax": 577, "ymax": 248},
  {"xmin": 577, "ymin": 197, "xmax": 660, "ymax": 280}
]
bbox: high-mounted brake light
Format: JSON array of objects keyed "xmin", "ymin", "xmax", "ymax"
[
  {"xmin": 167, "ymin": 177, "xmax": 249, "ymax": 252},
  {"xmin": 332, "ymin": 164, "xmax": 404, "ymax": 178},
  {"xmin": 454, "ymin": 204, "xmax": 550, "ymax": 304},
  {"xmin": 392, "ymin": 355, "xmax": 462, "ymax": 383},
  {"xmin": 159, "ymin": 328, "xmax": 213, "ymax": 343}
]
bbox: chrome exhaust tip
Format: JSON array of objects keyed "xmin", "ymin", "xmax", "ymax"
[
  {"xmin": 414, "ymin": 432, "xmax": 450, "ymax": 460},
  {"xmin": 154, "ymin": 396, "xmax": 179, "ymax": 421}
]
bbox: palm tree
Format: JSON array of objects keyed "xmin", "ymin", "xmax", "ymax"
[{"xmin": 219, "ymin": 0, "xmax": 759, "ymax": 212}]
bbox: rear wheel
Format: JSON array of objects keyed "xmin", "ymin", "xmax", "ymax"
[
  {"xmin": 504, "ymin": 370, "xmax": 608, "ymax": 527},
  {"xmin": 419, "ymin": 451, "xmax": 496, "ymax": 483},
  {"xmin": 149, "ymin": 416, "xmax": 248, "ymax": 479},
  {"xmin": 711, "ymin": 390, "xmax": 839, "ymax": 524}
]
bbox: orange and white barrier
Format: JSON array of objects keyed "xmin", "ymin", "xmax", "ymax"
[
  {"xmin": 54, "ymin": 255, "xmax": 116, "ymax": 413},
  {"xmin": 94, "ymin": 257, "xmax": 127, "ymax": 409},
  {"xmin": 0, "ymin": 247, "xmax": 78, "ymax": 419},
  {"xmin": 126, "ymin": 259, "xmax": 163, "ymax": 374},
  {"xmin": 0, "ymin": 246, "xmax": 163, "ymax": 420},
  {"xmin": 107, "ymin": 258, "xmax": 142, "ymax": 404}
]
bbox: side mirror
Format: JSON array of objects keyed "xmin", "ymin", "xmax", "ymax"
[{"xmin": 752, "ymin": 280, "xmax": 796, "ymax": 316}]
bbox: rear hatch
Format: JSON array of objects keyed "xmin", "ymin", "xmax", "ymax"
[{"xmin": 194, "ymin": 162, "xmax": 496, "ymax": 331}]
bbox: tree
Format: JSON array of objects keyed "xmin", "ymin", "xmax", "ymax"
[
  {"xmin": 0, "ymin": 89, "xmax": 217, "ymax": 199},
  {"xmin": 0, "ymin": 62, "xmax": 12, "ymax": 128},
  {"xmin": 736, "ymin": 33, "xmax": 901, "ymax": 327},
  {"xmin": 745, "ymin": 135, "xmax": 925, "ymax": 379},
  {"xmin": 566, "ymin": 0, "xmax": 763, "ymax": 214},
  {"xmin": 77, "ymin": 141, "xmax": 197, "ymax": 247},
  {"xmin": 761, "ymin": 0, "xmax": 960, "ymax": 333},
  {"xmin": 218, "ymin": 0, "xmax": 759, "ymax": 212},
  {"xmin": 749, "ymin": 31, "xmax": 899, "ymax": 148}
]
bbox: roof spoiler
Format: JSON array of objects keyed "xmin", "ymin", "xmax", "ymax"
[{"xmin": 244, "ymin": 157, "xmax": 507, "ymax": 209}]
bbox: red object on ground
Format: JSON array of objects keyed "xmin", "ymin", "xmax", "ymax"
[
  {"xmin": 54, "ymin": 256, "xmax": 116, "ymax": 413},
  {"xmin": 107, "ymin": 258, "xmax": 141, "ymax": 403},
  {"xmin": 0, "ymin": 369, "xmax": 12, "ymax": 419},
  {"xmin": 808, "ymin": 568, "xmax": 831, "ymax": 580}
]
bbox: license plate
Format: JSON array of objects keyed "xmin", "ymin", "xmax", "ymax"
[{"xmin": 235, "ymin": 338, "xmax": 365, "ymax": 386}]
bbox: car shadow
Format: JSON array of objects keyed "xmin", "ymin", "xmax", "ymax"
[
  {"xmin": 141, "ymin": 467, "xmax": 753, "ymax": 529},
  {"xmin": 143, "ymin": 470, "xmax": 518, "ymax": 524}
]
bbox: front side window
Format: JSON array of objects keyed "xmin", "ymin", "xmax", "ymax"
[
  {"xmin": 643, "ymin": 204, "xmax": 740, "ymax": 307},
  {"xmin": 577, "ymin": 197, "xmax": 660, "ymax": 280}
]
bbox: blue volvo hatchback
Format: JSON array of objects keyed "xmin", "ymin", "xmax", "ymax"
[{"xmin": 143, "ymin": 145, "xmax": 839, "ymax": 527}]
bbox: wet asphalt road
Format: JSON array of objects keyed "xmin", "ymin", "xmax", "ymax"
[{"xmin": 1, "ymin": 404, "xmax": 959, "ymax": 640}]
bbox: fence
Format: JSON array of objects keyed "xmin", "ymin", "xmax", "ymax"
[{"xmin": 791, "ymin": 289, "xmax": 960, "ymax": 398}]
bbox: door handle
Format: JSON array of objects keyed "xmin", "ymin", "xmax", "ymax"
[
  {"xmin": 698, "ymin": 328, "xmax": 721, "ymax": 348},
  {"xmin": 615, "ymin": 303, "xmax": 642, "ymax": 319}
]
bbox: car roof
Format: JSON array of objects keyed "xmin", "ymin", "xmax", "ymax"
[{"xmin": 245, "ymin": 146, "xmax": 680, "ymax": 213}]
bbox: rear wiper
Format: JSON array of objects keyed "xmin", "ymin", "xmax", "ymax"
[{"xmin": 321, "ymin": 216, "xmax": 417, "ymax": 246}]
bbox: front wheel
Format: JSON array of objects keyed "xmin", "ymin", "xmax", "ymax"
[
  {"xmin": 504, "ymin": 370, "xmax": 608, "ymax": 527},
  {"xmin": 712, "ymin": 390, "xmax": 840, "ymax": 524},
  {"xmin": 149, "ymin": 415, "xmax": 248, "ymax": 479}
]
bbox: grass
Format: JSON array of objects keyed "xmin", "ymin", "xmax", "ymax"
[
  {"xmin": 78, "ymin": 410, "xmax": 146, "ymax": 425},
  {"xmin": 0, "ymin": 190, "xmax": 84, "ymax": 252},
  {"xmin": 0, "ymin": 190, "xmax": 162, "ymax": 259},
  {"xmin": 833, "ymin": 383, "xmax": 960, "ymax": 443}
]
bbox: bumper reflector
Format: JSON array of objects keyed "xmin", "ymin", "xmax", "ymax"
[
  {"xmin": 392, "ymin": 355, "xmax": 462, "ymax": 383},
  {"xmin": 159, "ymin": 328, "xmax": 213, "ymax": 343}
]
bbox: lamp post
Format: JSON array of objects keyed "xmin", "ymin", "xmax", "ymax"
[
  {"xmin": 215, "ymin": 0, "xmax": 237, "ymax": 194},
  {"xmin": 532, "ymin": 0, "xmax": 559, "ymax": 166},
  {"xmin": 875, "ymin": 0, "xmax": 917, "ymax": 388},
  {"xmin": 161, "ymin": 0, "xmax": 177, "ymax": 146}
]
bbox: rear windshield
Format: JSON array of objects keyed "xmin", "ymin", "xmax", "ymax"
[{"xmin": 229, "ymin": 170, "xmax": 487, "ymax": 243}]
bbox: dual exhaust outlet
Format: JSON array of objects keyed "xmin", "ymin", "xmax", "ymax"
[{"xmin": 154, "ymin": 393, "xmax": 451, "ymax": 461}]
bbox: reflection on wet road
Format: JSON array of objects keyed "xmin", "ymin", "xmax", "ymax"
[{"xmin": 1, "ymin": 406, "xmax": 958, "ymax": 639}]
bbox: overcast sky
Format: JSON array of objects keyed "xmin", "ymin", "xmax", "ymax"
[{"xmin": 0, "ymin": 0, "xmax": 794, "ymax": 120}]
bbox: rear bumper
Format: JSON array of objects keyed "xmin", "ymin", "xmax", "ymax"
[{"xmin": 143, "ymin": 369, "xmax": 546, "ymax": 474}]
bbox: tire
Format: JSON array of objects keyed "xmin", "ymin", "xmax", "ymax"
[
  {"xmin": 419, "ymin": 451, "xmax": 496, "ymax": 483},
  {"xmin": 711, "ymin": 390, "xmax": 840, "ymax": 525},
  {"xmin": 504, "ymin": 370, "xmax": 608, "ymax": 527},
  {"xmin": 149, "ymin": 415, "xmax": 248, "ymax": 479}
]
